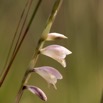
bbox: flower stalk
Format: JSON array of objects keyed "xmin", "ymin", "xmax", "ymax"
[
  {"xmin": 15, "ymin": 39, "xmax": 44, "ymax": 103},
  {"xmin": 15, "ymin": 0, "xmax": 63, "ymax": 103}
]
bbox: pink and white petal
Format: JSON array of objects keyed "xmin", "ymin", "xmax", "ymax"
[
  {"xmin": 41, "ymin": 45, "xmax": 72, "ymax": 59},
  {"xmin": 57, "ymin": 58, "xmax": 66, "ymax": 68},
  {"xmin": 34, "ymin": 66, "xmax": 63, "ymax": 79},
  {"xmin": 61, "ymin": 59, "xmax": 66, "ymax": 68},
  {"xmin": 32, "ymin": 66, "xmax": 63, "ymax": 88},
  {"xmin": 25, "ymin": 85, "xmax": 47, "ymax": 101},
  {"xmin": 40, "ymin": 45, "xmax": 72, "ymax": 67}
]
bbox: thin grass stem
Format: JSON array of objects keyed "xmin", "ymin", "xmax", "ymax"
[
  {"xmin": 12, "ymin": 0, "xmax": 33, "ymax": 56},
  {"xmin": 0, "ymin": 0, "xmax": 41, "ymax": 87},
  {"xmin": 0, "ymin": 0, "xmax": 30, "ymax": 78}
]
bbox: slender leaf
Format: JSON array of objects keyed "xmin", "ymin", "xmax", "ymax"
[{"xmin": 41, "ymin": 0, "xmax": 63, "ymax": 40}]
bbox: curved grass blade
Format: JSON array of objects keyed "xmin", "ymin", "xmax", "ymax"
[
  {"xmin": 41, "ymin": 0, "xmax": 63, "ymax": 41},
  {"xmin": 0, "ymin": 0, "xmax": 30, "ymax": 78},
  {"xmin": 0, "ymin": 0, "xmax": 40, "ymax": 87}
]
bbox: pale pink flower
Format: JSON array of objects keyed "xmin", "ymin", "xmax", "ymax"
[
  {"xmin": 32, "ymin": 66, "xmax": 63, "ymax": 89},
  {"xmin": 46, "ymin": 33, "xmax": 67, "ymax": 41},
  {"xmin": 24, "ymin": 85, "xmax": 47, "ymax": 101},
  {"xmin": 40, "ymin": 45, "xmax": 72, "ymax": 67}
]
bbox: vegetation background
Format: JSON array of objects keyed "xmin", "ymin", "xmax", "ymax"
[{"xmin": 0, "ymin": 0, "xmax": 103, "ymax": 103}]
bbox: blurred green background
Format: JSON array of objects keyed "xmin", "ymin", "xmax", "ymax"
[{"xmin": 0, "ymin": 0, "xmax": 103, "ymax": 103}]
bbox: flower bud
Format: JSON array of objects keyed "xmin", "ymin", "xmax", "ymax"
[
  {"xmin": 46, "ymin": 33, "xmax": 67, "ymax": 41},
  {"xmin": 24, "ymin": 85, "xmax": 47, "ymax": 101}
]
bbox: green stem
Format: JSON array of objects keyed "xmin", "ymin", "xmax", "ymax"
[
  {"xmin": 15, "ymin": 86, "xmax": 24, "ymax": 103},
  {"xmin": 15, "ymin": 39, "xmax": 44, "ymax": 103}
]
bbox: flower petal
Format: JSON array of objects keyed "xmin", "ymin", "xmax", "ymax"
[
  {"xmin": 32, "ymin": 66, "xmax": 63, "ymax": 89},
  {"xmin": 46, "ymin": 33, "xmax": 68, "ymax": 41},
  {"xmin": 25, "ymin": 85, "xmax": 47, "ymax": 101},
  {"xmin": 40, "ymin": 45, "xmax": 72, "ymax": 67}
]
